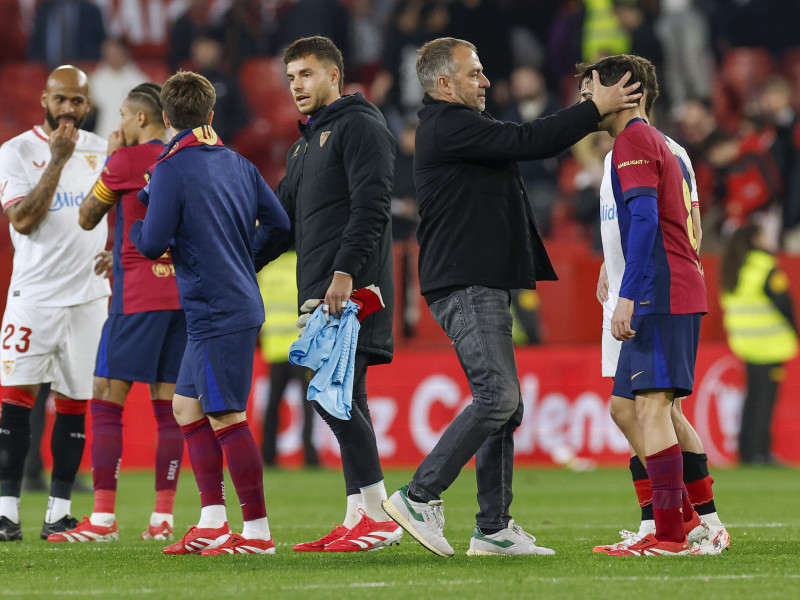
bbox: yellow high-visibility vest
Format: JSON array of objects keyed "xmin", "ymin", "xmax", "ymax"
[
  {"xmin": 582, "ymin": 0, "xmax": 630, "ymax": 62},
  {"xmin": 258, "ymin": 251, "xmax": 302, "ymax": 364},
  {"xmin": 721, "ymin": 250, "xmax": 798, "ymax": 364}
]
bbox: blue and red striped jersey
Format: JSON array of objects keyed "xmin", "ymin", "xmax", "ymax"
[{"xmin": 612, "ymin": 118, "xmax": 707, "ymax": 315}]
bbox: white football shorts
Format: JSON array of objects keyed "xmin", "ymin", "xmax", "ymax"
[
  {"xmin": 601, "ymin": 327, "xmax": 622, "ymax": 378},
  {"xmin": 1, "ymin": 297, "xmax": 107, "ymax": 399}
]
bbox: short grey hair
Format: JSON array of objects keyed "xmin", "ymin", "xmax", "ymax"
[{"xmin": 416, "ymin": 37, "xmax": 476, "ymax": 94}]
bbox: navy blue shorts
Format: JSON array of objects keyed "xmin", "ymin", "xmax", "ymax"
[
  {"xmin": 612, "ymin": 313, "xmax": 702, "ymax": 400},
  {"xmin": 175, "ymin": 327, "xmax": 259, "ymax": 413},
  {"xmin": 95, "ymin": 310, "xmax": 187, "ymax": 384}
]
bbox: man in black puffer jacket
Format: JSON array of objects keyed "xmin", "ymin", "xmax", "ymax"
[
  {"xmin": 382, "ymin": 37, "xmax": 642, "ymax": 558},
  {"xmin": 276, "ymin": 36, "xmax": 400, "ymax": 553}
]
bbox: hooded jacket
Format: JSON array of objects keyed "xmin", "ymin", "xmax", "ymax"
[{"xmin": 277, "ymin": 93, "xmax": 395, "ymax": 364}]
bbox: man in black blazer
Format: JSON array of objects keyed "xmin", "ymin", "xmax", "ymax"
[{"xmin": 383, "ymin": 37, "xmax": 640, "ymax": 557}]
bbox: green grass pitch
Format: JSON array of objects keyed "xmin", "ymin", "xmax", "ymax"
[{"xmin": 2, "ymin": 466, "xmax": 799, "ymax": 599}]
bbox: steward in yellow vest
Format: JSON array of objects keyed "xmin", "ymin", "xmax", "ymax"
[
  {"xmin": 720, "ymin": 225, "xmax": 797, "ymax": 464},
  {"xmin": 721, "ymin": 249, "xmax": 797, "ymax": 364}
]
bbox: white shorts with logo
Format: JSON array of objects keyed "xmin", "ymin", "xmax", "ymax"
[
  {"xmin": 602, "ymin": 327, "xmax": 622, "ymax": 378},
  {"xmin": 1, "ymin": 297, "xmax": 107, "ymax": 399}
]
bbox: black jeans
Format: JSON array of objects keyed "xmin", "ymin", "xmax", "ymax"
[
  {"xmin": 410, "ymin": 286, "xmax": 524, "ymax": 530},
  {"xmin": 739, "ymin": 361, "xmax": 782, "ymax": 463},
  {"xmin": 262, "ymin": 362, "xmax": 318, "ymax": 466}
]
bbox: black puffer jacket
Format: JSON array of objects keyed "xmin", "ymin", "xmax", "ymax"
[{"xmin": 276, "ymin": 93, "xmax": 395, "ymax": 364}]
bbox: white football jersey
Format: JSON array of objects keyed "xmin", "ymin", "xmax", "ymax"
[
  {"xmin": 0, "ymin": 126, "xmax": 110, "ymax": 307},
  {"xmin": 599, "ymin": 134, "xmax": 699, "ymax": 329}
]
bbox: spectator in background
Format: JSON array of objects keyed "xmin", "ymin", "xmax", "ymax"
[
  {"xmin": 189, "ymin": 36, "xmax": 249, "ymax": 145},
  {"xmin": 755, "ymin": 77, "xmax": 800, "ymax": 237},
  {"xmin": 257, "ymin": 251, "xmax": 318, "ymax": 469},
  {"xmin": 348, "ymin": 0, "xmax": 385, "ymax": 84},
  {"xmin": 274, "ymin": 0, "xmax": 351, "ymax": 66},
  {"xmin": 720, "ymin": 223, "xmax": 798, "ymax": 465},
  {"xmin": 448, "ymin": 0, "xmax": 513, "ymax": 113},
  {"xmin": 168, "ymin": 0, "xmax": 224, "ymax": 72},
  {"xmin": 654, "ymin": 0, "xmax": 713, "ymax": 117},
  {"xmin": 28, "ymin": 0, "xmax": 106, "ymax": 69},
  {"xmin": 89, "ymin": 38, "xmax": 147, "ymax": 138},
  {"xmin": 371, "ymin": 0, "xmax": 450, "ymax": 134},
  {"xmin": 219, "ymin": 0, "xmax": 276, "ymax": 70},
  {"xmin": 501, "ymin": 65, "xmax": 562, "ymax": 237},
  {"xmin": 612, "ymin": 1, "xmax": 662, "ymax": 89},
  {"xmin": 706, "ymin": 119, "xmax": 784, "ymax": 248},
  {"xmin": 545, "ymin": 0, "xmax": 584, "ymax": 90},
  {"xmin": 391, "ymin": 120, "xmax": 420, "ymax": 338},
  {"xmin": 676, "ymin": 97, "xmax": 728, "ymax": 247}
]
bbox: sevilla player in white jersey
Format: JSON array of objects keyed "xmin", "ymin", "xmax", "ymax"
[{"xmin": 0, "ymin": 66, "xmax": 109, "ymax": 542}]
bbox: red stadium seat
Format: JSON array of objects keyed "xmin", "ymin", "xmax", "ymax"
[
  {"xmin": 138, "ymin": 58, "xmax": 171, "ymax": 85},
  {"xmin": 720, "ymin": 47, "xmax": 775, "ymax": 100},
  {"xmin": 239, "ymin": 57, "xmax": 293, "ymax": 117},
  {"xmin": 0, "ymin": 62, "xmax": 49, "ymax": 132}
]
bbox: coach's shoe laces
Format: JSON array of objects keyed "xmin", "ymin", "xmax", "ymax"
[
  {"xmin": 382, "ymin": 484, "xmax": 453, "ymax": 557},
  {"xmin": 467, "ymin": 519, "xmax": 555, "ymax": 556}
]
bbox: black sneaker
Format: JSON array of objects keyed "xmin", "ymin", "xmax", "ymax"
[
  {"xmin": 41, "ymin": 515, "xmax": 78, "ymax": 540},
  {"xmin": 0, "ymin": 516, "xmax": 22, "ymax": 541}
]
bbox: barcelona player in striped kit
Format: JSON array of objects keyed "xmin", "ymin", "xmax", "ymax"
[{"xmin": 49, "ymin": 84, "xmax": 187, "ymax": 543}]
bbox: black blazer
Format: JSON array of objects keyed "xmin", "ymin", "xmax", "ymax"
[{"xmin": 414, "ymin": 94, "xmax": 601, "ymax": 295}]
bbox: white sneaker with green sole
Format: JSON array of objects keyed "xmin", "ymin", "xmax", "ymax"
[
  {"xmin": 382, "ymin": 484, "xmax": 453, "ymax": 557},
  {"xmin": 467, "ymin": 520, "xmax": 555, "ymax": 556}
]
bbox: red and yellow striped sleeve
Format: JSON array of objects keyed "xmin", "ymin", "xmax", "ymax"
[{"xmin": 92, "ymin": 176, "xmax": 120, "ymax": 205}]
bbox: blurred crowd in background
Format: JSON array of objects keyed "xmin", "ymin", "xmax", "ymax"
[{"xmin": 1, "ymin": 0, "xmax": 800, "ymax": 335}]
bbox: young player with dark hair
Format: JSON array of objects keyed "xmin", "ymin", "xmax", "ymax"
[
  {"xmin": 577, "ymin": 55, "xmax": 708, "ymax": 556},
  {"xmin": 585, "ymin": 57, "xmax": 729, "ymax": 555}
]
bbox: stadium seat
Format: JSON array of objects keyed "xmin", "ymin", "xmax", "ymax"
[
  {"xmin": 239, "ymin": 57, "xmax": 293, "ymax": 114},
  {"xmin": 138, "ymin": 58, "xmax": 171, "ymax": 85},
  {"xmin": 720, "ymin": 47, "xmax": 775, "ymax": 101},
  {"xmin": 0, "ymin": 118, "xmax": 27, "ymax": 144},
  {"xmin": 0, "ymin": 62, "xmax": 49, "ymax": 102},
  {"xmin": 0, "ymin": 62, "xmax": 49, "ymax": 133}
]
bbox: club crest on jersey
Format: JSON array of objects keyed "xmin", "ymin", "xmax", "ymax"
[
  {"xmin": 2, "ymin": 360, "xmax": 15, "ymax": 377},
  {"xmin": 85, "ymin": 155, "xmax": 99, "ymax": 170},
  {"xmin": 319, "ymin": 131, "xmax": 332, "ymax": 147},
  {"xmin": 152, "ymin": 263, "xmax": 175, "ymax": 278}
]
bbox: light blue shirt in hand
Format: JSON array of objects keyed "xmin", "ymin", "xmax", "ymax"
[{"xmin": 288, "ymin": 300, "xmax": 360, "ymax": 420}]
